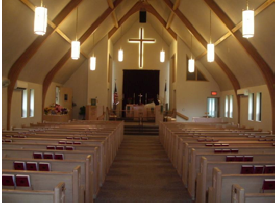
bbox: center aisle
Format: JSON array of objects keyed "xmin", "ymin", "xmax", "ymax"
[{"xmin": 95, "ymin": 135, "xmax": 192, "ymax": 202}]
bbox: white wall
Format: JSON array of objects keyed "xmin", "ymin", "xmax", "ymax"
[
  {"xmin": 2, "ymin": 84, "xmax": 8, "ymax": 129},
  {"xmin": 219, "ymin": 85, "xmax": 272, "ymax": 131},
  {"xmin": 112, "ymin": 20, "xmax": 169, "ymax": 111},
  {"xmin": 239, "ymin": 85, "xmax": 271, "ymax": 131},
  {"xmin": 176, "ymin": 37, "xmax": 220, "ymax": 122},
  {"xmin": 88, "ymin": 35, "xmax": 108, "ymax": 109},
  {"xmin": 10, "ymin": 81, "xmax": 42, "ymax": 129},
  {"xmin": 64, "ymin": 61, "xmax": 88, "ymax": 119}
]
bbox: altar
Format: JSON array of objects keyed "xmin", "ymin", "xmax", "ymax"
[{"xmin": 126, "ymin": 104, "xmax": 155, "ymax": 121}]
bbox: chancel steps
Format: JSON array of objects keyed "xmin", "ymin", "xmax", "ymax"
[{"xmin": 123, "ymin": 125, "xmax": 159, "ymax": 136}]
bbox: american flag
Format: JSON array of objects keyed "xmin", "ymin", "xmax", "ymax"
[{"xmin": 114, "ymin": 83, "xmax": 119, "ymax": 105}]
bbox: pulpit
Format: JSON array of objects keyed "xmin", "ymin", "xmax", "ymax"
[{"xmin": 85, "ymin": 106, "xmax": 104, "ymax": 120}]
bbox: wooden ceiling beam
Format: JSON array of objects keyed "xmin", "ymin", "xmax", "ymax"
[
  {"xmin": 145, "ymin": 3, "xmax": 177, "ymax": 39},
  {"xmin": 108, "ymin": 2, "xmax": 143, "ymax": 38},
  {"xmin": 6, "ymin": 0, "xmax": 83, "ymax": 130},
  {"xmin": 108, "ymin": 1, "xmax": 177, "ymax": 40},
  {"xmin": 197, "ymin": 0, "xmax": 273, "ymax": 60},
  {"xmin": 107, "ymin": 0, "xmax": 119, "ymax": 28},
  {"xmin": 42, "ymin": 0, "xmax": 124, "ymax": 110},
  {"xmin": 205, "ymin": 0, "xmax": 275, "ymax": 132},
  {"xmin": 19, "ymin": 0, "xmax": 89, "ymax": 57},
  {"xmin": 163, "ymin": 0, "xmax": 241, "ymax": 123},
  {"xmin": 166, "ymin": 0, "xmax": 180, "ymax": 29}
]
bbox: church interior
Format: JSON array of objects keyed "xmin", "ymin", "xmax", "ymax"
[{"xmin": 2, "ymin": 0, "xmax": 275, "ymax": 202}]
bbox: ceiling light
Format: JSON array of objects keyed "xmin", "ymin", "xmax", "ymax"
[
  {"xmin": 34, "ymin": 0, "xmax": 47, "ymax": 35},
  {"xmin": 242, "ymin": 0, "xmax": 254, "ymax": 38}
]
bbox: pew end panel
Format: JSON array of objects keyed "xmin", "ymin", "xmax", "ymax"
[
  {"xmin": 232, "ymin": 184, "xmax": 245, "ymax": 203},
  {"xmin": 2, "ymin": 182, "xmax": 66, "ymax": 203}
]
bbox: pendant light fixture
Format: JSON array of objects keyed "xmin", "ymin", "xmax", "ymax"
[
  {"xmin": 90, "ymin": 33, "xmax": 96, "ymax": 71},
  {"xmin": 160, "ymin": 27, "xmax": 165, "ymax": 63},
  {"xmin": 242, "ymin": 0, "xmax": 254, "ymax": 38},
  {"xmin": 118, "ymin": 25, "xmax": 123, "ymax": 62},
  {"xmin": 188, "ymin": 34, "xmax": 195, "ymax": 73},
  {"xmin": 34, "ymin": 0, "xmax": 47, "ymax": 35},
  {"xmin": 71, "ymin": 7, "xmax": 80, "ymax": 60},
  {"xmin": 207, "ymin": 10, "xmax": 214, "ymax": 62}
]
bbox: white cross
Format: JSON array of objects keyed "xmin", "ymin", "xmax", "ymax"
[{"xmin": 129, "ymin": 28, "xmax": 156, "ymax": 68}]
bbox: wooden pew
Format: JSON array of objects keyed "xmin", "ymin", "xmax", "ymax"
[
  {"xmin": 196, "ymin": 156, "xmax": 275, "ymax": 203},
  {"xmin": 2, "ymin": 182, "xmax": 65, "ymax": 203},
  {"xmin": 188, "ymin": 149, "xmax": 275, "ymax": 199},
  {"xmin": 183, "ymin": 143, "xmax": 275, "ymax": 182},
  {"xmin": 2, "ymin": 156, "xmax": 93, "ymax": 202},
  {"xmin": 3, "ymin": 137, "xmax": 107, "ymax": 185},
  {"xmin": 209, "ymin": 167, "xmax": 275, "ymax": 203},
  {"xmin": 2, "ymin": 140, "xmax": 111, "ymax": 181},
  {"xmin": 182, "ymin": 142, "xmax": 275, "ymax": 186},
  {"xmin": 2, "ymin": 148, "xmax": 99, "ymax": 198},
  {"xmin": 2, "ymin": 166, "xmax": 83, "ymax": 203},
  {"xmin": 232, "ymin": 184, "xmax": 275, "ymax": 203},
  {"xmin": 175, "ymin": 137, "xmax": 275, "ymax": 174}
]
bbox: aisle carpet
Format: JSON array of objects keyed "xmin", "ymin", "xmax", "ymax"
[{"xmin": 95, "ymin": 135, "xmax": 192, "ymax": 202}]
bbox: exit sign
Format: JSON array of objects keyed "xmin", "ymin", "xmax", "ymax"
[{"xmin": 211, "ymin": 91, "xmax": 217, "ymax": 96}]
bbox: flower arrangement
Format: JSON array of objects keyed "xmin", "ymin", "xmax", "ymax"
[{"xmin": 44, "ymin": 104, "xmax": 69, "ymax": 115}]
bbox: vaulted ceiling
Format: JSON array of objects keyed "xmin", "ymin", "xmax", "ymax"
[{"xmin": 3, "ymin": 0, "xmax": 275, "ymax": 92}]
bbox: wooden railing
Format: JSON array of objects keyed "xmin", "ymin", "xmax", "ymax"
[{"xmin": 176, "ymin": 112, "xmax": 189, "ymax": 121}]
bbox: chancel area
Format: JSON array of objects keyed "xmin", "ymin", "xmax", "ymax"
[{"xmin": 2, "ymin": 0, "xmax": 275, "ymax": 202}]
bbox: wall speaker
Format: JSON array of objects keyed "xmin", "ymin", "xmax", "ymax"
[{"xmin": 139, "ymin": 11, "xmax": 146, "ymax": 23}]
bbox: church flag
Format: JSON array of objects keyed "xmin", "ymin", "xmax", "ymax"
[
  {"xmin": 164, "ymin": 82, "xmax": 167, "ymax": 105},
  {"xmin": 114, "ymin": 83, "xmax": 119, "ymax": 105}
]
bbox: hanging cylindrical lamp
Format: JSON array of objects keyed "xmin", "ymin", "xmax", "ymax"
[
  {"xmin": 90, "ymin": 56, "xmax": 96, "ymax": 71},
  {"xmin": 89, "ymin": 33, "xmax": 96, "ymax": 71},
  {"xmin": 242, "ymin": 0, "xmax": 254, "ymax": 38},
  {"xmin": 160, "ymin": 50, "xmax": 165, "ymax": 63},
  {"xmin": 34, "ymin": 0, "xmax": 47, "ymax": 35},
  {"xmin": 160, "ymin": 27, "xmax": 165, "ymax": 63},
  {"xmin": 118, "ymin": 25, "xmax": 123, "ymax": 62},
  {"xmin": 118, "ymin": 48, "xmax": 123, "ymax": 62},
  {"xmin": 71, "ymin": 41, "xmax": 80, "ymax": 60},
  {"xmin": 188, "ymin": 34, "xmax": 195, "ymax": 73},
  {"xmin": 207, "ymin": 10, "xmax": 215, "ymax": 62},
  {"xmin": 71, "ymin": 8, "xmax": 80, "ymax": 60}
]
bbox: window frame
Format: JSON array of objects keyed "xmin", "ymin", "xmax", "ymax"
[
  {"xmin": 29, "ymin": 89, "xmax": 35, "ymax": 117},
  {"xmin": 21, "ymin": 89, "xmax": 28, "ymax": 118},
  {"xmin": 248, "ymin": 93, "xmax": 254, "ymax": 121}
]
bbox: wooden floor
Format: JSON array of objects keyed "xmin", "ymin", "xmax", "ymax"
[{"xmin": 95, "ymin": 135, "xmax": 192, "ymax": 202}]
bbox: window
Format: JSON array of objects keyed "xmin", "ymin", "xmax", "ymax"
[
  {"xmin": 56, "ymin": 86, "xmax": 60, "ymax": 104},
  {"xmin": 186, "ymin": 56, "xmax": 207, "ymax": 81},
  {"xmin": 256, "ymin": 92, "xmax": 262, "ymax": 122},
  {"xmin": 29, "ymin": 89, "xmax": 34, "ymax": 117},
  {"xmin": 248, "ymin": 93, "xmax": 254, "ymax": 120},
  {"xmin": 207, "ymin": 98, "xmax": 217, "ymax": 117},
  {"xmin": 224, "ymin": 95, "xmax": 229, "ymax": 117},
  {"xmin": 229, "ymin": 95, "xmax": 233, "ymax": 118},
  {"xmin": 22, "ymin": 89, "xmax": 28, "ymax": 118}
]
